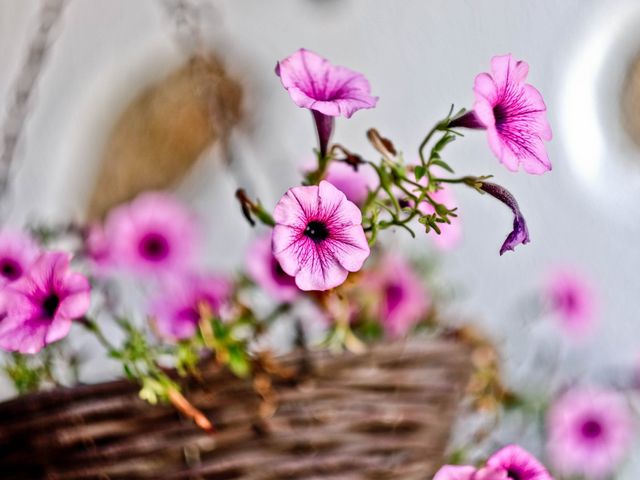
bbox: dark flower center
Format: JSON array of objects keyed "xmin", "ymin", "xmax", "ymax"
[
  {"xmin": 42, "ymin": 294, "xmax": 61, "ymax": 319},
  {"xmin": 493, "ymin": 104, "xmax": 507, "ymax": 125},
  {"xmin": 138, "ymin": 232, "xmax": 170, "ymax": 262},
  {"xmin": 581, "ymin": 418, "xmax": 603, "ymax": 439},
  {"xmin": 556, "ymin": 289, "xmax": 577, "ymax": 312},
  {"xmin": 304, "ymin": 221, "xmax": 329, "ymax": 242},
  {"xmin": 385, "ymin": 283, "xmax": 405, "ymax": 312},
  {"xmin": 506, "ymin": 469, "xmax": 521, "ymax": 480},
  {"xmin": 0, "ymin": 258, "xmax": 22, "ymax": 281}
]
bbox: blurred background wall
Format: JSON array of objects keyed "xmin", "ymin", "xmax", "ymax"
[{"xmin": 1, "ymin": 0, "xmax": 639, "ymax": 443}]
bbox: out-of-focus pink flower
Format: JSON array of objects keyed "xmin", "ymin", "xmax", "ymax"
[
  {"xmin": 0, "ymin": 229, "xmax": 40, "ymax": 286},
  {"xmin": 324, "ymin": 161, "xmax": 376, "ymax": 206},
  {"xmin": 419, "ymin": 184, "xmax": 462, "ymax": 251},
  {"xmin": 150, "ymin": 273, "xmax": 231, "ymax": 341},
  {"xmin": 547, "ymin": 388, "xmax": 633, "ymax": 479},
  {"xmin": 272, "ymin": 180, "xmax": 370, "ymax": 291},
  {"xmin": 246, "ymin": 234, "xmax": 300, "ymax": 302},
  {"xmin": 0, "ymin": 252, "xmax": 91, "ymax": 354},
  {"xmin": 366, "ymin": 253, "xmax": 430, "ymax": 338},
  {"xmin": 84, "ymin": 224, "xmax": 113, "ymax": 274},
  {"xmin": 452, "ymin": 54, "xmax": 552, "ymax": 174},
  {"xmin": 432, "ymin": 465, "xmax": 477, "ymax": 480},
  {"xmin": 276, "ymin": 48, "xmax": 378, "ymax": 156},
  {"xmin": 544, "ymin": 267, "xmax": 597, "ymax": 338},
  {"xmin": 483, "ymin": 445, "xmax": 552, "ymax": 480},
  {"xmin": 104, "ymin": 192, "xmax": 199, "ymax": 275}
]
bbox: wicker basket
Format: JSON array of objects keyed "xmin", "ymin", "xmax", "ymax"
[{"xmin": 0, "ymin": 338, "xmax": 471, "ymax": 480}]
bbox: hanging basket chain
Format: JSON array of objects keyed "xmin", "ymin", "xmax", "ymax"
[{"xmin": 0, "ymin": 0, "xmax": 68, "ymax": 219}]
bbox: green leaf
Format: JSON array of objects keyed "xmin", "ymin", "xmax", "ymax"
[
  {"xmin": 414, "ymin": 165, "xmax": 426, "ymax": 181},
  {"xmin": 431, "ymin": 159, "xmax": 455, "ymax": 174}
]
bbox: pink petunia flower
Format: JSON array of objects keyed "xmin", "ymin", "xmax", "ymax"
[
  {"xmin": 272, "ymin": 180, "xmax": 370, "ymax": 291},
  {"xmin": 432, "ymin": 465, "xmax": 477, "ymax": 480},
  {"xmin": 543, "ymin": 267, "xmax": 597, "ymax": 338},
  {"xmin": 0, "ymin": 251, "xmax": 91, "ymax": 354},
  {"xmin": 482, "ymin": 445, "xmax": 552, "ymax": 480},
  {"xmin": 419, "ymin": 184, "xmax": 462, "ymax": 251},
  {"xmin": 245, "ymin": 234, "xmax": 300, "ymax": 303},
  {"xmin": 324, "ymin": 161, "xmax": 376, "ymax": 206},
  {"xmin": 0, "ymin": 229, "xmax": 40, "ymax": 286},
  {"xmin": 150, "ymin": 273, "xmax": 231, "ymax": 341},
  {"xmin": 366, "ymin": 253, "xmax": 430, "ymax": 338},
  {"xmin": 276, "ymin": 48, "xmax": 378, "ymax": 157},
  {"xmin": 452, "ymin": 54, "xmax": 552, "ymax": 174},
  {"xmin": 547, "ymin": 388, "xmax": 633, "ymax": 479},
  {"xmin": 104, "ymin": 192, "xmax": 199, "ymax": 275}
]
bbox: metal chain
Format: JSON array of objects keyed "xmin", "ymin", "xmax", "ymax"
[{"xmin": 0, "ymin": 0, "xmax": 68, "ymax": 220}]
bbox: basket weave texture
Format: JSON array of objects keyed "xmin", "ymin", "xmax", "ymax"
[{"xmin": 0, "ymin": 338, "xmax": 471, "ymax": 480}]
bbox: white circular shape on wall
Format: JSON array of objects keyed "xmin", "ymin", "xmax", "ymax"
[{"xmin": 558, "ymin": 0, "xmax": 640, "ymax": 217}]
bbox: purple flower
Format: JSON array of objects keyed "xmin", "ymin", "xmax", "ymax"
[
  {"xmin": 544, "ymin": 267, "xmax": 597, "ymax": 338},
  {"xmin": 453, "ymin": 54, "xmax": 552, "ymax": 174},
  {"xmin": 104, "ymin": 192, "xmax": 199, "ymax": 275},
  {"xmin": 0, "ymin": 251, "xmax": 91, "ymax": 354},
  {"xmin": 0, "ymin": 229, "xmax": 40, "ymax": 286},
  {"xmin": 150, "ymin": 273, "xmax": 231, "ymax": 341},
  {"xmin": 432, "ymin": 465, "xmax": 477, "ymax": 480},
  {"xmin": 272, "ymin": 180, "xmax": 370, "ymax": 291},
  {"xmin": 246, "ymin": 234, "xmax": 300, "ymax": 303},
  {"xmin": 478, "ymin": 181, "xmax": 529, "ymax": 255},
  {"xmin": 324, "ymin": 161, "xmax": 376, "ymax": 206},
  {"xmin": 547, "ymin": 388, "xmax": 633, "ymax": 479},
  {"xmin": 366, "ymin": 254, "xmax": 430, "ymax": 338},
  {"xmin": 276, "ymin": 48, "xmax": 378, "ymax": 157},
  {"xmin": 483, "ymin": 445, "xmax": 552, "ymax": 480}
]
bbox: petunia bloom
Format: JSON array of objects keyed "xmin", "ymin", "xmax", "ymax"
[
  {"xmin": 276, "ymin": 48, "xmax": 378, "ymax": 157},
  {"xmin": 324, "ymin": 161, "xmax": 376, "ymax": 206},
  {"xmin": 150, "ymin": 273, "xmax": 231, "ymax": 341},
  {"xmin": 451, "ymin": 54, "xmax": 552, "ymax": 174},
  {"xmin": 483, "ymin": 444, "xmax": 552, "ymax": 480},
  {"xmin": 547, "ymin": 388, "xmax": 633, "ymax": 479},
  {"xmin": 432, "ymin": 465, "xmax": 477, "ymax": 480},
  {"xmin": 366, "ymin": 253, "xmax": 430, "ymax": 338},
  {"xmin": 246, "ymin": 234, "xmax": 300, "ymax": 303},
  {"xmin": 478, "ymin": 181, "xmax": 529, "ymax": 255},
  {"xmin": 543, "ymin": 267, "xmax": 597, "ymax": 338},
  {"xmin": 0, "ymin": 229, "xmax": 40, "ymax": 286},
  {"xmin": 272, "ymin": 180, "xmax": 370, "ymax": 291},
  {"xmin": 0, "ymin": 251, "xmax": 91, "ymax": 354},
  {"xmin": 104, "ymin": 192, "xmax": 199, "ymax": 275}
]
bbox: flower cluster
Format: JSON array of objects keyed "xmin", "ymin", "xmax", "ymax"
[{"xmin": 0, "ymin": 48, "xmax": 555, "ymax": 438}]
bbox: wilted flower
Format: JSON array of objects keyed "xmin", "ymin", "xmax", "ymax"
[
  {"xmin": 547, "ymin": 388, "xmax": 633, "ymax": 479},
  {"xmin": 0, "ymin": 252, "xmax": 91, "ymax": 354},
  {"xmin": 324, "ymin": 161, "xmax": 376, "ymax": 206},
  {"xmin": 543, "ymin": 267, "xmax": 597, "ymax": 338},
  {"xmin": 150, "ymin": 273, "xmax": 231, "ymax": 341},
  {"xmin": 104, "ymin": 192, "xmax": 199, "ymax": 275},
  {"xmin": 272, "ymin": 180, "xmax": 370, "ymax": 291},
  {"xmin": 366, "ymin": 253, "xmax": 430, "ymax": 337},
  {"xmin": 452, "ymin": 54, "xmax": 552, "ymax": 174},
  {"xmin": 245, "ymin": 234, "xmax": 300, "ymax": 303},
  {"xmin": 276, "ymin": 48, "xmax": 378, "ymax": 156},
  {"xmin": 432, "ymin": 465, "xmax": 477, "ymax": 480},
  {"xmin": 481, "ymin": 444, "xmax": 552, "ymax": 480},
  {"xmin": 0, "ymin": 229, "xmax": 40, "ymax": 286},
  {"xmin": 478, "ymin": 181, "xmax": 529, "ymax": 255},
  {"xmin": 419, "ymin": 184, "xmax": 462, "ymax": 251}
]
